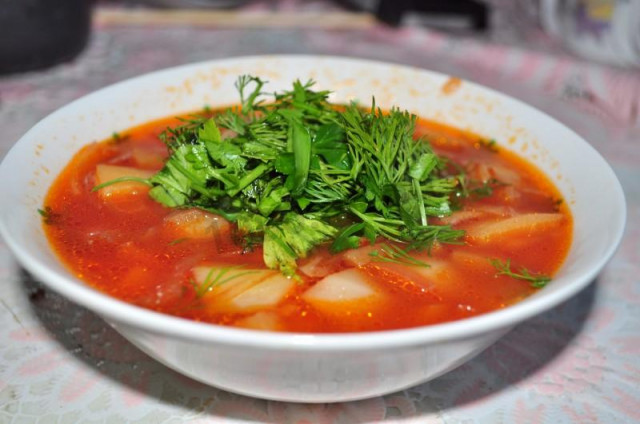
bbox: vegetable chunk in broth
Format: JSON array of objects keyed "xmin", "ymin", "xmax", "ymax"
[{"xmin": 42, "ymin": 78, "xmax": 572, "ymax": 333}]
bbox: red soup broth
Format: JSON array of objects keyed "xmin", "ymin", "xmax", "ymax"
[{"xmin": 42, "ymin": 114, "xmax": 572, "ymax": 333}]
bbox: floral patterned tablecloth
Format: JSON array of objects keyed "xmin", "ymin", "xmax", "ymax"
[{"xmin": 1, "ymin": 3, "xmax": 639, "ymax": 423}]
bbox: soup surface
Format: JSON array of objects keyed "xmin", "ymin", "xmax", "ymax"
[{"xmin": 42, "ymin": 103, "xmax": 572, "ymax": 333}]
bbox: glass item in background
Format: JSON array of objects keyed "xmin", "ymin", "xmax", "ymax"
[
  {"xmin": 541, "ymin": 0, "xmax": 640, "ymax": 67},
  {"xmin": 0, "ymin": 0, "xmax": 93, "ymax": 75},
  {"xmin": 348, "ymin": 0, "xmax": 639, "ymax": 67}
]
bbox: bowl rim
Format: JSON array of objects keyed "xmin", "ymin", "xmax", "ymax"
[{"xmin": 0, "ymin": 54, "xmax": 627, "ymax": 351}]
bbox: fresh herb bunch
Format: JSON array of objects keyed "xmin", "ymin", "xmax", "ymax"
[{"xmin": 130, "ymin": 76, "xmax": 464, "ymax": 276}]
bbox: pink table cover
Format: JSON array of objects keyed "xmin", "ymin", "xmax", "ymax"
[{"xmin": 1, "ymin": 3, "xmax": 639, "ymax": 423}]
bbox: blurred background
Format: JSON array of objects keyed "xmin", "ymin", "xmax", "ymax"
[
  {"xmin": 2, "ymin": 0, "xmax": 639, "ymax": 74},
  {"xmin": 2, "ymin": 0, "xmax": 638, "ymax": 148},
  {"xmin": 1, "ymin": 1, "xmax": 640, "ymax": 422},
  {"xmin": 2, "ymin": 0, "xmax": 638, "ymax": 180}
]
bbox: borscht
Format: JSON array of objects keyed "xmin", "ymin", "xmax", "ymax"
[{"xmin": 41, "ymin": 77, "xmax": 572, "ymax": 332}]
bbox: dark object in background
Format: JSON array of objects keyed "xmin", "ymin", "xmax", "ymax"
[
  {"xmin": 343, "ymin": 0, "xmax": 488, "ymax": 31},
  {"xmin": 0, "ymin": 0, "xmax": 93, "ymax": 75},
  {"xmin": 139, "ymin": 0, "xmax": 249, "ymax": 7}
]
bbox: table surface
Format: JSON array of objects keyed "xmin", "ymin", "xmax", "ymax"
[{"xmin": 1, "ymin": 3, "xmax": 639, "ymax": 423}]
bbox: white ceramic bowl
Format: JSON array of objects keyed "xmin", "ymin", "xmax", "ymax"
[{"xmin": 0, "ymin": 56, "xmax": 626, "ymax": 402}]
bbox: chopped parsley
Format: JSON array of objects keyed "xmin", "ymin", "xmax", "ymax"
[{"xmin": 95, "ymin": 76, "xmax": 464, "ymax": 277}]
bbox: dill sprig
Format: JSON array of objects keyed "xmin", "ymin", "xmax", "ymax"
[
  {"xmin": 192, "ymin": 265, "xmax": 258, "ymax": 297},
  {"xmin": 369, "ymin": 244, "xmax": 431, "ymax": 267},
  {"xmin": 489, "ymin": 258, "xmax": 551, "ymax": 288}
]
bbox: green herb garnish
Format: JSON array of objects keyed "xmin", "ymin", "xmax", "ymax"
[
  {"xmin": 477, "ymin": 138, "xmax": 499, "ymax": 152},
  {"xmin": 369, "ymin": 243, "xmax": 431, "ymax": 267},
  {"xmin": 38, "ymin": 206, "xmax": 59, "ymax": 225},
  {"xmin": 110, "ymin": 131, "xmax": 130, "ymax": 143},
  {"xmin": 452, "ymin": 172, "xmax": 505, "ymax": 201},
  {"xmin": 92, "ymin": 176, "xmax": 152, "ymax": 192},
  {"xmin": 192, "ymin": 265, "xmax": 257, "ymax": 297},
  {"xmin": 95, "ymin": 76, "xmax": 464, "ymax": 277},
  {"xmin": 168, "ymin": 238, "xmax": 188, "ymax": 245},
  {"xmin": 469, "ymin": 178, "xmax": 506, "ymax": 198},
  {"xmin": 489, "ymin": 258, "xmax": 551, "ymax": 288},
  {"xmin": 553, "ymin": 197, "xmax": 564, "ymax": 211}
]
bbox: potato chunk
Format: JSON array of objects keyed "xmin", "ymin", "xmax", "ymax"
[
  {"xmin": 95, "ymin": 164, "xmax": 153, "ymax": 198},
  {"xmin": 232, "ymin": 274, "xmax": 294, "ymax": 311},
  {"xmin": 131, "ymin": 145, "xmax": 166, "ymax": 169},
  {"xmin": 304, "ymin": 269, "xmax": 376, "ymax": 303},
  {"xmin": 379, "ymin": 259, "xmax": 455, "ymax": 299},
  {"xmin": 192, "ymin": 266, "xmax": 272, "ymax": 298},
  {"xmin": 468, "ymin": 162, "xmax": 521, "ymax": 185},
  {"xmin": 341, "ymin": 244, "xmax": 378, "ymax": 268},
  {"xmin": 164, "ymin": 208, "xmax": 230, "ymax": 240},
  {"xmin": 466, "ymin": 213, "xmax": 564, "ymax": 244},
  {"xmin": 438, "ymin": 206, "xmax": 512, "ymax": 226},
  {"xmin": 298, "ymin": 249, "xmax": 339, "ymax": 278},
  {"xmin": 191, "ymin": 266, "xmax": 294, "ymax": 313},
  {"xmin": 235, "ymin": 312, "xmax": 284, "ymax": 331}
]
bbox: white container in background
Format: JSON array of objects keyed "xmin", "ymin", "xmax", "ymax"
[{"xmin": 541, "ymin": 0, "xmax": 640, "ymax": 67}]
